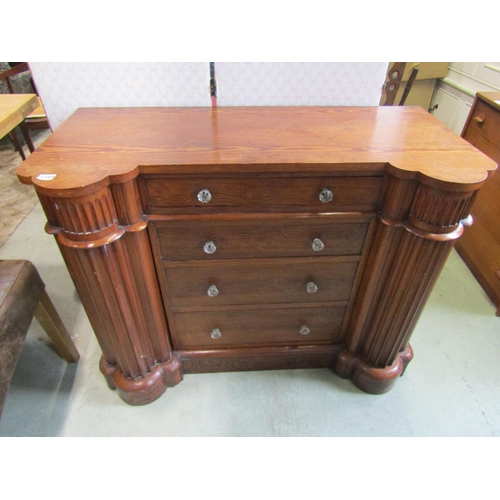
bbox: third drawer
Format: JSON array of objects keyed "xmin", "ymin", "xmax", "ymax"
[{"xmin": 163, "ymin": 257, "xmax": 358, "ymax": 309}]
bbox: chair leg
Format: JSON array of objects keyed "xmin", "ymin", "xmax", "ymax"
[
  {"xmin": 20, "ymin": 124, "xmax": 35, "ymax": 153},
  {"xmin": 34, "ymin": 289, "xmax": 80, "ymax": 363},
  {"xmin": 7, "ymin": 130, "xmax": 26, "ymax": 160}
]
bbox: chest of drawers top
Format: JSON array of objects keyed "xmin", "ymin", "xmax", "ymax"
[{"xmin": 16, "ymin": 106, "xmax": 496, "ymax": 193}]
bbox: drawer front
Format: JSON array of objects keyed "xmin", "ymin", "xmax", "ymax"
[
  {"xmin": 144, "ymin": 175, "xmax": 382, "ymax": 213},
  {"xmin": 463, "ymin": 127, "xmax": 500, "ymax": 164},
  {"xmin": 164, "ymin": 258, "xmax": 358, "ymax": 309},
  {"xmin": 172, "ymin": 306, "xmax": 346, "ymax": 349},
  {"xmin": 465, "ymin": 100, "xmax": 500, "ymax": 148},
  {"xmin": 154, "ymin": 216, "xmax": 370, "ymax": 262}
]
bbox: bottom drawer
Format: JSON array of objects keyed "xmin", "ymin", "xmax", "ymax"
[{"xmin": 171, "ymin": 306, "xmax": 346, "ymax": 350}]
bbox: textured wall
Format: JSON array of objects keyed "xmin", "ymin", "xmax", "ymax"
[
  {"xmin": 215, "ymin": 62, "xmax": 388, "ymax": 106},
  {"xmin": 29, "ymin": 62, "xmax": 211, "ymax": 130},
  {"xmin": 29, "ymin": 62, "xmax": 388, "ymax": 130}
]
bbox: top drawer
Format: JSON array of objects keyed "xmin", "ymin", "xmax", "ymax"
[
  {"xmin": 464, "ymin": 99, "xmax": 500, "ymax": 148},
  {"xmin": 142, "ymin": 175, "xmax": 383, "ymax": 214}
]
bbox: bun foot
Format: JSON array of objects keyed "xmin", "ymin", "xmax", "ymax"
[
  {"xmin": 334, "ymin": 344, "xmax": 414, "ymax": 394},
  {"xmin": 100, "ymin": 354, "xmax": 183, "ymax": 405}
]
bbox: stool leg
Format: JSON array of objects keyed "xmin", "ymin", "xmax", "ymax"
[
  {"xmin": 8, "ymin": 130, "xmax": 26, "ymax": 160},
  {"xmin": 20, "ymin": 123, "xmax": 36, "ymax": 153},
  {"xmin": 34, "ymin": 290, "xmax": 80, "ymax": 363}
]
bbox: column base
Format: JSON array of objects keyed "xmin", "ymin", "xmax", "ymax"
[
  {"xmin": 99, "ymin": 354, "xmax": 183, "ymax": 405},
  {"xmin": 333, "ymin": 344, "xmax": 414, "ymax": 394}
]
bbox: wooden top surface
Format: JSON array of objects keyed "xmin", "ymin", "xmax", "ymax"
[
  {"xmin": 477, "ymin": 91, "xmax": 500, "ymax": 112},
  {"xmin": 16, "ymin": 106, "xmax": 497, "ymax": 193},
  {"xmin": 0, "ymin": 94, "xmax": 38, "ymax": 138}
]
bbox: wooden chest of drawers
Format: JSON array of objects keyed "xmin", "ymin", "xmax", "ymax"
[
  {"xmin": 455, "ymin": 92, "xmax": 500, "ymax": 315},
  {"xmin": 16, "ymin": 106, "xmax": 496, "ymax": 405}
]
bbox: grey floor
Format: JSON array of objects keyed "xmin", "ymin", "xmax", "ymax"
[{"xmin": 0, "ymin": 203, "xmax": 499, "ymax": 437}]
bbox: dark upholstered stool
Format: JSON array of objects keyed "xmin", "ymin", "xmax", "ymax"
[{"xmin": 0, "ymin": 260, "xmax": 79, "ymax": 419}]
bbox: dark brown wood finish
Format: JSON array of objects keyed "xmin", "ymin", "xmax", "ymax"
[
  {"xmin": 172, "ymin": 306, "xmax": 346, "ymax": 350},
  {"xmin": 163, "ymin": 257, "xmax": 358, "ymax": 308},
  {"xmin": 143, "ymin": 175, "xmax": 383, "ymax": 214},
  {"xmin": 16, "ymin": 106, "xmax": 497, "ymax": 405},
  {"xmin": 152, "ymin": 214, "xmax": 371, "ymax": 261},
  {"xmin": 455, "ymin": 92, "xmax": 500, "ymax": 315}
]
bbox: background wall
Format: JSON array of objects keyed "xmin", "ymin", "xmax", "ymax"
[
  {"xmin": 28, "ymin": 62, "xmax": 389, "ymax": 130},
  {"xmin": 215, "ymin": 62, "xmax": 388, "ymax": 106},
  {"xmin": 430, "ymin": 63, "xmax": 500, "ymax": 134},
  {"xmin": 29, "ymin": 62, "xmax": 211, "ymax": 130}
]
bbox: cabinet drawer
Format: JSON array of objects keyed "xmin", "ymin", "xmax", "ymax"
[
  {"xmin": 465, "ymin": 100, "xmax": 500, "ymax": 148},
  {"xmin": 171, "ymin": 305, "xmax": 346, "ymax": 349},
  {"xmin": 154, "ymin": 216, "xmax": 371, "ymax": 262},
  {"xmin": 463, "ymin": 128, "xmax": 500, "ymax": 165},
  {"xmin": 164, "ymin": 257, "xmax": 358, "ymax": 309},
  {"xmin": 143, "ymin": 175, "xmax": 382, "ymax": 213}
]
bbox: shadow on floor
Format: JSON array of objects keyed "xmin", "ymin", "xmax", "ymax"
[{"xmin": 0, "ymin": 339, "xmax": 78, "ymax": 436}]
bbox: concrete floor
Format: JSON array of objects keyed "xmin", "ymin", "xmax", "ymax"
[{"xmin": 0, "ymin": 203, "xmax": 500, "ymax": 437}]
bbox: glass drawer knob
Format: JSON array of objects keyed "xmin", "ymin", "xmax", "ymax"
[
  {"xmin": 197, "ymin": 189, "xmax": 212, "ymax": 203},
  {"xmin": 211, "ymin": 328, "xmax": 222, "ymax": 339},
  {"xmin": 207, "ymin": 285, "xmax": 219, "ymax": 297},
  {"xmin": 300, "ymin": 324, "xmax": 310, "ymax": 336},
  {"xmin": 319, "ymin": 188, "xmax": 333, "ymax": 203},
  {"xmin": 307, "ymin": 282, "xmax": 318, "ymax": 293},
  {"xmin": 312, "ymin": 238, "xmax": 324, "ymax": 252},
  {"xmin": 204, "ymin": 241, "xmax": 217, "ymax": 254}
]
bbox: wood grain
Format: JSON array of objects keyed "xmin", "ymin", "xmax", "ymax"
[
  {"xmin": 153, "ymin": 214, "xmax": 371, "ymax": 262},
  {"xmin": 171, "ymin": 306, "xmax": 346, "ymax": 350},
  {"xmin": 16, "ymin": 106, "xmax": 496, "ymax": 192},
  {"xmin": 143, "ymin": 175, "xmax": 383, "ymax": 213},
  {"xmin": 163, "ymin": 257, "xmax": 359, "ymax": 309},
  {"xmin": 17, "ymin": 105, "xmax": 498, "ymax": 405}
]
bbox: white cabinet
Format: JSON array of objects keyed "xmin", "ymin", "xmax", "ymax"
[{"xmin": 430, "ymin": 63, "xmax": 500, "ymax": 134}]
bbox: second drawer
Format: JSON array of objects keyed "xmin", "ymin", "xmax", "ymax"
[
  {"xmin": 153, "ymin": 215, "xmax": 371, "ymax": 262},
  {"xmin": 164, "ymin": 257, "xmax": 358, "ymax": 309}
]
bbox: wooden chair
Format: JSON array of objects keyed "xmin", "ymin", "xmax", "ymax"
[
  {"xmin": 0, "ymin": 260, "xmax": 79, "ymax": 419},
  {"xmin": 0, "ymin": 63, "xmax": 50, "ymax": 158}
]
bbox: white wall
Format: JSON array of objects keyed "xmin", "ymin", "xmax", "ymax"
[
  {"xmin": 430, "ymin": 63, "xmax": 500, "ymax": 134},
  {"xmin": 29, "ymin": 62, "xmax": 211, "ymax": 131},
  {"xmin": 29, "ymin": 62, "xmax": 389, "ymax": 131},
  {"xmin": 215, "ymin": 62, "xmax": 388, "ymax": 106}
]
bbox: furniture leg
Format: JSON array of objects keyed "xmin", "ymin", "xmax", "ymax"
[
  {"xmin": 34, "ymin": 289, "xmax": 80, "ymax": 363},
  {"xmin": 8, "ymin": 129, "xmax": 25, "ymax": 160},
  {"xmin": 20, "ymin": 123, "xmax": 35, "ymax": 153}
]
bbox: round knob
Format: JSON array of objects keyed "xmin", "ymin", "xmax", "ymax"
[
  {"xmin": 300, "ymin": 324, "xmax": 310, "ymax": 336},
  {"xmin": 473, "ymin": 113, "xmax": 485, "ymax": 124},
  {"xmin": 312, "ymin": 238, "xmax": 324, "ymax": 252},
  {"xmin": 211, "ymin": 328, "xmax": 222, "ymax": 339},
  {"xmin": 319, "ymin": 188, "xmax": 333, "ymax": 203},
  {"xmin": 197, "ymin": 189, "xmax": 212, "ymax": 203},
  {"xmin": 203, "ymin": 241, "xmax": 217, "ymax": 254},
  {"xmin": 306, "ymin": 282, "xmax": 318, "ymax": 293},
  {"xmin": 207, "ymin": 285, "xmax": 219, "ymax": 297},
  {"xmin": 198, "ymin": 189, "xmax": 212, "ymax": 203}
]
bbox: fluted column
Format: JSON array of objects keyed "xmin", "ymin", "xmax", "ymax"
[
  {"xmin": 335, "ymin": 172, "xmax": 477, "ymax": 394},
  {"xmin": 36, "ymin": 175, "xmax": 182, "ymax": 405}
]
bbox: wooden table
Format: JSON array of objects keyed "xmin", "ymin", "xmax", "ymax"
[
  {"xmin": 0, "ymin": 94, "xmax": 38, "ymax": 139},
  {"xmin": 15, "ymin": 106, "xmax": 498, "ymax": 406}
]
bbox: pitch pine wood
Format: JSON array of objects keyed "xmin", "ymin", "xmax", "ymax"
[
  {"xmin": 15, "ymin": 106, "xmax": 497, "ymax": 405},
  {"xmin": 17, "ymin": 106, "xmax": 495, "ymax": 190}
]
